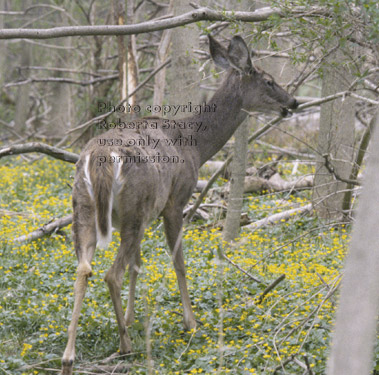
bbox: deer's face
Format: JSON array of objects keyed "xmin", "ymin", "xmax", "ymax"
[
  {"xmin": 241, "ymin": 69, "xmax": 298, "ymax": 116},
  {"xmin": 209, "ymin": 35, "xmax": 298, "ymax": 117}
]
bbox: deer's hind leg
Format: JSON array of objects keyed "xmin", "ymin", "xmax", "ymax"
[
  {"xmin": 124, "ymin": 247, "xmax": 141, "ymax": 326},
  {"xmin": 163, "ymin": 208, "xmax": 196, "ymax": 331},
  {"xmin": 62, "ymin": 199, "xmax": 96, "ymax": 375},
  {"xmin": 104, "ymin": 221, "xmax": 145, "ymax": 354}
]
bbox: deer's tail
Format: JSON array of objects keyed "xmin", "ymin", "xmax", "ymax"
[{"xmin": 83, "ymin": 151, "xmax": 123, "ymax": 249}]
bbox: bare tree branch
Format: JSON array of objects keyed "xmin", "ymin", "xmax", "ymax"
[
  {"xmin": 4, "ymin": 74, "xmax": 118, "ymax": 87},
  {"xmin": 322, "ymin": 154, "xmax": 360, "ymax": 186},
  {"xmin": 0, "ymin": 6, "xmax": 330, "ymax": 40},
  {"xmin": 222, "ymin": 253, "xmax": 266, "ymax": 285},
  {"xmin": 18, "ymin": 65, "xmax": 106, "ymax": 76},
  {"xmin": 67, "ymin": 58, "xmax": 171, "ymax": 134},
  {"xmin": 0, "ymin": 142, "xmax": 78, "ymax": 163}
]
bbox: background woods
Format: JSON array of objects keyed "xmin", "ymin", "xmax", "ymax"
[{"xmin": 0, "ymin": 0, "xmax": 378, "ymax": 374}]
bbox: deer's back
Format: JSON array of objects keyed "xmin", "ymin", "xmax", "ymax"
[{"xmin": 74, "ymin": 126, "xmax": 200, "ymax": 223}]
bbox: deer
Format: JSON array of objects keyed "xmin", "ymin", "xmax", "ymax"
[{"xmin": 61, "ymin": 35, "xmax": 298, "ymax": 375}]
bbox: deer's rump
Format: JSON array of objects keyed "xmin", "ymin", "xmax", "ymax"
[{"xmin": 77, "ymin": 132, "xmax": 182, "ymax": 249}]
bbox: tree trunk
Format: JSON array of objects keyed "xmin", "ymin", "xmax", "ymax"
[
  {"xmin": 313, "ymin": 47, "xmax": 355, "ymax": 221},
  {"xmin": 153, "ymin": 0, "xmax": 174, "ymax": 108},
  {"xmin": 166, "ymin": 0, "xmax": 201, "ymax": 110},
  {"xmin": 327, "ymin": 112, "xmax": 379, "ymax": 375},
  {"xmin": 112, "ymin": 0, "xmax": 128, "ymax": 102},
  {"xmin": 0, "ymin": 0, "xmax": 5, "ymax": 89},
  {"xmin": 127, "ymin": 0, "xmax": 138, "ymax": 108},
  {"xmin": 14, "ymin": 51, "xmax": 32, "ymax": 134},
  {"xmin": 223, "ymin": 119, "xmax": 249, "ymax": 242},
  {"xmin": 47, "ymin": 13, "xmax": 72, "ymax": 137}
]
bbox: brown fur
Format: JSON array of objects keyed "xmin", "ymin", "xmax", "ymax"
[
  {"xmin": 88, "ymin": 149, "xmax": 114, "ymax": 237},
  {"xmin": 61, "ymin": 35, "xmax": 298, "ymax": 375}
]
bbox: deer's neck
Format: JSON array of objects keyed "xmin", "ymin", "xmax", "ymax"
[{"xmin": 188, "ymin": 71, "xmax": 248, "ymax": 166}]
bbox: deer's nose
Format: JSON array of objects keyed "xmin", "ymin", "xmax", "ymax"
[{"xmin": 290, "ymin": 99, "xmax": 299, "ymax": 109}]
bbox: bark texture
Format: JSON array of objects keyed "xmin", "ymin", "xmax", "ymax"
[
  {"xmin": 166, "ymin": 1, "xmax": 202, "ymax": 111},
  {"xmin": 223, "ymin": 119, "xmax": 249, "ymax": 242},
  {"xmin": 313, "ymin": 48, "xmax": 355, "ymax": 220},
  {"xmin": 327, "ymin": 113, "xmax": 379, "ymax": 375}
]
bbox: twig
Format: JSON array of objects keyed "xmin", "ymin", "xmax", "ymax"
[
  {"xmin": 257, "ymin": 221, "xmax": 349, "ymax": 263},
  {"xmin": 255, "ymin": 140, "xmax": 315, "ymax": 159},
  {"xmin": 279, "ymin": 276, "xmax": 341, "ymax": 345},
  {"xmin": 0, "ymin": 209, "xmax": 37, "ymax": 218},
  {"xmin": 273, "ymin": 354, "xmax": 296, "ymax": 374},
  {"xmin": 184, "ymin": 155, "xmax": 232, "ymax": 224},
  {"xmin": 303, "ymin": 355, "xmax": 314, "ymax": 375},
  {"xmin": 322, "ymin": 154, "xmax": 360, "ymax": 186},
  {"xmin": 79, "ymin": 363, "xmax": 131, "ymax": 373},
  {"xmin": 18, "ymin": 65, "xmax": 105, "ymax": 76},
  {"xmin": 67, "ymin": 58, "xmax": 171, "ymax": 135},
  {"xmin": 257, "ymin": 274, "xmax": 286, "ymax": 304},
  {"xmin": 222, "ymin": 254, "xmax": 266, "ymax": 285},
  {"xmin": 0, "ymin": 119, "xmax": 24, "ymax": 140}
]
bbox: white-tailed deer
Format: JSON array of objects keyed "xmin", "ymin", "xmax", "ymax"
[{"xmin": 61, "ymin": 35, "xmax": 298, "ymax": 374}]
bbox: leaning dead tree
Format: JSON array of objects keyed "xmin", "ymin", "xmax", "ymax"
[{"xmin": 327, "ymin": 112, "xmax": 379, "ymax": 375}]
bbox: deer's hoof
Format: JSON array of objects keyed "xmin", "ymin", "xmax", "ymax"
[{"xmin": 61, "ymin": 359, "xmax": 74, "ymax": 375}]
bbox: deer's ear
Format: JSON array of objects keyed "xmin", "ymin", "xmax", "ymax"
[
  {"xmin": 227, "ymin": 35, "xmax": 253, "ymax": 74},
  {"xmin": 208, "ymin": 35, "xmax": 230, "ymax": 70}
]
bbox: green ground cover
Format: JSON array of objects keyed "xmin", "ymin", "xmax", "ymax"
[{"xmin": 0, "ymin": 156, "xmax": 349, "ymax": 374}]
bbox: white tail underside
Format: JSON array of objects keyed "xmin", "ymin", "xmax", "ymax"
[{"xmin": 83, "ymin": 153, "xmax": 123, "ymax": 249}]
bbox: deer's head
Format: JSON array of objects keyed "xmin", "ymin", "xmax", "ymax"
[{"xmin": 209, "ymin": 35, "xmax": 298, "ymax": 117}]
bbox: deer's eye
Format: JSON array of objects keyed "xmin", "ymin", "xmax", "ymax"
[{"xmin": 266, "ymin": 79, "xmax": 274, "ymax": 87}]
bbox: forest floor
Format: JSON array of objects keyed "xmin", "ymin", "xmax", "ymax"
[{"xmin": 0, "ymin": 156, "xmax": 355, "ymax": 374}]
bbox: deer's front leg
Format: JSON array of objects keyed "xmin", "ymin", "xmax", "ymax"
[{"xmin": 163, "ymin": 210, "xmax": 196, "ymax": 330}]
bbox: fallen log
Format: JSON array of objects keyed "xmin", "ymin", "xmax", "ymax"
[
  {"xmin": 245, "ymin": 203, "xmax": 312, "ymax": 230},
  {"xmin": 13, "ymin": 214, "xmax": 73, "ymax": 243},
  {"xmin": 244, "ymin": 173, "xmax": 314, "ymax": 194},
  {"xmin": 196, "ymin": 173, "xmax": 314, "ymax": 194}
]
